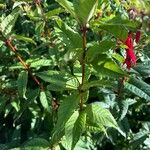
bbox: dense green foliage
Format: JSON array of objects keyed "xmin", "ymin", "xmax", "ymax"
[{"xmin": 0, "ymin": 0, "xmax": 150, "ymax": 149}]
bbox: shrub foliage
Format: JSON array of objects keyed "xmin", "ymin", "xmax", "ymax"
[{"xmin": 0, "ymin": 0, "xmax": 150, "ymax": 149}]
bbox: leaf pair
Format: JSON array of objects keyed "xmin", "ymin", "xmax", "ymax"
[
  {"xmin": 1, "ymin": 8, "xmax": 20, "ymax": 37},
  {"xmin": 51, "ymin": 97, "xmax": 121, "ymax": 149},
  {"xmin": 56, "ymin": 0, "xmax": 98, "ymax": 25},
  {"xmin": 37, "ymin": 71, "xmax": 79, "ymax": 91},
  {"xmin": 92, "ymin": 16, "xmax": 140, "ymax": 40}
]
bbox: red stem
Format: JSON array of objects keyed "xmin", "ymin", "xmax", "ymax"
[{"xmin": 5, "ymin": 39, "xmax": 43, "ymax": 90}]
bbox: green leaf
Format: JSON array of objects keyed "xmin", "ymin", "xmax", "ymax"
[
  {"xmin": 12, "ymin": 0, "xmax": 32, "ymax": 2},
  {"xmin": 134, "ymin": 63, "xmax": 150, "ymax": 78},
  {"xmin": 92, "ymin": 16, "xmax": 140, "ymax": 40},
  {"xmin": 73, "ymin": 0, "xmax": 98, "ymax": 24},
  {"xmin": 99, "ymin": 24, "xmax": 128, "ymax": 40},
  {"xmin": 14, "ymin": 89, "xmax": 39, "ymax": 123},
  {"xmin": 56, "ymin": 0, "xmax": 77, "ymax": 20},
  {"xmin": 124, "ymin": 77, "xmax": 150, "ymax": 101},
  {"xmin": 11, "ymin": 101, "xmax": 20, "ymax": 112},
  {"xmin": 13, "ymin": 1, "xmax": 27, "ymax": 9},
  {"xmin": 0, "ymin": 4, "xmax": 6, "ymax": 9},
  {"xmin": 94, "ymin": 65, "xmax": 124, "ymax": 78},
  {"xmin": 106, "ymin": 16, "xmax": 140, "ymax": 29},
  {"xmin": 56, "ymin": 0, "xmax": 98, "ymax": 24},
  {"xmin": 46, "ymin": 8, "xmax": 64, "ymax": 19},
  {"xmin": 130, "ymin": 132, "xmax": 148, "ymax": 149},
  {"xmin": 0, "ymin": 144, "xmax": 8, "ymax": 150},
  {"xmin": 23, "ymin": 138, "xmax": 49, "ymax": 149},
  {"xmin": 17, "ymin": 147, "xmax": 48, "ymax": 150},
  {"xmin": 51, "ymin": 94, "xmax": 80, "ymax": 146},
  {"xmin": 86, "ymin": 124, "xmax": 106, "ymax": 133},
  {"xmin": 104, "ymin": 60, "xmax": 125, "ymax": 75},
  {"xmin": 40, "ymin": 91, "xmax": 49, "ymax": 111},
  {"xmin": 55, "ymin": 19, "xmax": 82, "ymax": 48},
  {"xmin": 93, "ymin": 56, "xmax": 125, "ymax": 78},
  {"xmin": 86, "ymin": 102, "xmax": 118, "ymax": 129},
  {"xmin": 35, "ymin": 21, "xmax": 45, "ymax": 36},
  {"xmin": 64, "ymin": 111, "xmax": 86, "ymax": 150},
  {"xmin": 82, "ymin": 80, "xmax": 113, "ymax": 90},
  {"xmin": 65, "ymin": 111, "xmax": 79, "ymax": 150},
  {"xmin": 86, "ymin": 40, "xmax": 116, "ymax": 62},
  {"xmin": 29, "ymin": 59, "xmax": 52, "ymax": 68},
  {"xmin": 17, "ymin": 71, "xmax": 28, "ymax": 99},
  {"xmin": 1, "ymin": 8, "xmax": 20, "ymax": 36},
  {"xmin": 37, "ymin": 71, "xmax": 79, "ymax": 90},
  {"xmin": 118, "ymin": 100, "xmax": 129, "ymax": 121},
  {"xmin": 12, "ymin": 34, "xmax": 36, "ymax": 45},
  {"xmin": 62, "ymin": 135, "xmax": 94, "ymax": 150},
  {"xmin": 71, "ymin": 111, "xmax": 86, "ymax": 149},
  {"xmin": 112, "ymin": 53, "xmax": 124, "ymax": 63}
]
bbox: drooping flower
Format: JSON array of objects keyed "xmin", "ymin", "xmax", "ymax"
[
  {"xmin": 125, "ymin": 32, "xmax": 133, "ymax": 49},
  {"xmin": 135, "ymin": 31, "xmax": 141, "ymax": 43},
  {"xmin": 124, "ymin": 48, "xmax": 136, "ymax": 69},
  {"xmin": 123, "ymin": 32, "xmax": 136, "ymax": 70}
]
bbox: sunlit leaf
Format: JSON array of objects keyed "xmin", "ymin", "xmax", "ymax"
[{"xmin": 17, "ymin": 71, "xmax": 28, "ymax": 99}]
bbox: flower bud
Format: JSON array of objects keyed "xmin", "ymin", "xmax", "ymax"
[
  {"xmin": 5, "ymin": 37, "xmax": 12, "ymax": 46},
  {"xmin": 35, "ymin": 0, "xmax": 41, "ymax": 5},
  {"xmin": 135, "ymin": 31, "xmax": 141, "ymax": 43}
]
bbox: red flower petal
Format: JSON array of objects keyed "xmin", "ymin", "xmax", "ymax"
[
  {"xmin": 124, "ymin": 48, "xmax": 136, "ymax": 69},
  {"xmin": 125, "ymin": 32, "xmax": 133, "ymax": 49},
  {"xmin": 135, "ymin": 31, "xmax": 141, "ymax": 43},
  {"xmin": 123, "ymin": 32, "xmax": 136, "ymax": 70}
]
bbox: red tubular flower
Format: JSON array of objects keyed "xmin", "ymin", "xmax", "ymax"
[
  {"xmin": 123, "ymin": 32, "xmax": 136, "ymax": 70},
  {"xmin": 135, "ymin": 31, "xmax": 141, "ymax": 43},
  {"xmin": 124, "ymin": 48, "xmax": 136, "ymax": 69},
  {"xmin": 125, "ymin": 32, "xmax": 133, "ymax": 49}
]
